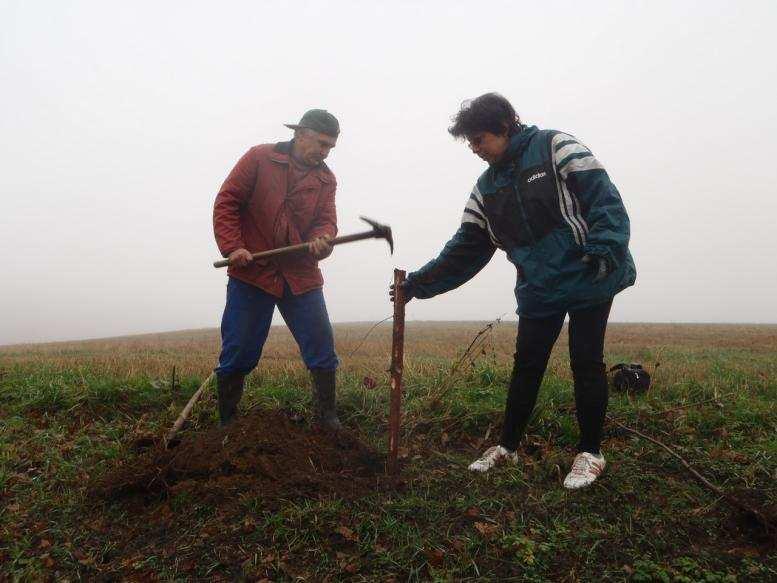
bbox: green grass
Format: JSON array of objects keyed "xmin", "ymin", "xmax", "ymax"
[{"xmin": 1, "ymin": 323, "xmax": 776, "ymax": 580}]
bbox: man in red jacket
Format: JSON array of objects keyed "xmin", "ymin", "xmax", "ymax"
[{"xmin": 213, "ymin": 109, "xmax": 342, "ymax": 429}]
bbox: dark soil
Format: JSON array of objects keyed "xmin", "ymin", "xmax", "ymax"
[
  {"xmin": 96, "ymin": 409, "xmax": 386, "ymax": 504},
  {"xmin": 723, "ymin": 488, "xmax": 777, "ymax": 550}
]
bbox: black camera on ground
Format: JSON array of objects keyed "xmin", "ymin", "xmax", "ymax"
[{"xmin": 609, "ymin": 363, "xmax": 651, "ymax": 394}]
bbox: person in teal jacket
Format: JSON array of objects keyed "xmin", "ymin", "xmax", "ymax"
[{"xmin": 392, "ymin": 93, "xmax": 636, "ymax": 489}]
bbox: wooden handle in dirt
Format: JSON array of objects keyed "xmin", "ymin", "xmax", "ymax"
[{"xmin": 164, "ymin": 372, "xmax": 214, "ymax": 447}]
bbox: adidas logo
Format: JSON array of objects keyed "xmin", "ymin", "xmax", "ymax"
[{"xmin": 527, "ymin": 171, "xmax": 547, "ymax": 183}]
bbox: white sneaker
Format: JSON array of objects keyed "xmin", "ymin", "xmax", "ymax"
[
  {"xmin": 563, "ymin": 452, "xmax": 606, "ymax": 489},
  {"xmin": 468, "ymin": 445, "xmax": 519, "ymax": 473}
]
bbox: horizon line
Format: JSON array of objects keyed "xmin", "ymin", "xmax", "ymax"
[{"xmin": 2, "ymin": 319, "xmax": 777, "ymax": 349}]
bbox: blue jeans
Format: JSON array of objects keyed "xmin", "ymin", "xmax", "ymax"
[{"xmin": 215, "ymin": 277, "xmax": 339, "ymax": 375}]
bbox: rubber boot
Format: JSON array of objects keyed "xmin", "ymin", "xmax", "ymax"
[
  {"xmin": 216, "ymin": 372, "xmax": 245, "ymax": 427},
  {"xmin": 310, "ymin": 369, "xmax": 342, "ymax": 431}
]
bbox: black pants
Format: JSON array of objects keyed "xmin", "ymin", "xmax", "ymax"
[{"xmin": 499, "ymin": 300, "xmax": 612, "ymax": 454}]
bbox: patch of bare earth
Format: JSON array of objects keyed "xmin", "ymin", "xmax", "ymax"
[{"xmin": 96, "ymin": 408, "xmax": 386, "ymax": 504}]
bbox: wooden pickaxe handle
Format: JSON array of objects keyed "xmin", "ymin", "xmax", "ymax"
[{"xmin": 213, "ymin": 230, "xmax": 380, "ymax": 268}]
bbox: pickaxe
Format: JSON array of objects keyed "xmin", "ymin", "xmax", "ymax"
[{"xmin": 213, "ymin": 216, "xmax": 393, "ymax": 268}]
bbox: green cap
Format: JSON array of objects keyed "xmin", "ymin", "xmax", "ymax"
[{"xmin": 284, "ymin": 109, "xmax": 340, "ymax": 137}]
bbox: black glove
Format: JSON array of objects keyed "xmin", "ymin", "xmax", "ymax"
[
  {"xmin": 581, "ymin": 254, "xmax": 610, "ymax": 283},
  {"xmin": 389, "ymin": 280, "xmax": 416, "ymax": 304}
]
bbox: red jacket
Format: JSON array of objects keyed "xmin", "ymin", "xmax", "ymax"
[{"xmin": 213, "ymin": 141, "xmax": 337, "ymax": 297}]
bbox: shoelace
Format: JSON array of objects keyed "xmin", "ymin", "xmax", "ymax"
[
  {"xmin": 570, "ymin": 455, "xmax": 593, "ymax": 476},
  {"xmin": 480, "ymin": 446, "xmax": 500, "ymax": 462}
]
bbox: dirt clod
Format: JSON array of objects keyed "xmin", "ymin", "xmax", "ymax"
[{"xmin": 97, "ymin": 409, "xmax": 385, "ymax": 504}]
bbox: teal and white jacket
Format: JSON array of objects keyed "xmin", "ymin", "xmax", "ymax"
[{"xmin": 408, "ymin": 125, "xmax": 636, "ymax": 318}]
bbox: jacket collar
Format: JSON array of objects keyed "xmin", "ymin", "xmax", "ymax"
[
  {"xmin": 496, "ymin": 125, "xmax": 539, "ymax": 168},
  {"xmin": 269, "ymin": 140, "xmax": 293, "ymax": 161},
  {"xmin": 478, "ymin": 125, "xmax": 539, "ymax": 191},
  {"xmin": 269, "ymin": 140, "xmax": 332, "ymax": 183}
]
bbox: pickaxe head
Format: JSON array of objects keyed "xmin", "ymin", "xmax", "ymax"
[{"xmin": 359, "ymin": 216, "xmax": 394, "ymax": 255}]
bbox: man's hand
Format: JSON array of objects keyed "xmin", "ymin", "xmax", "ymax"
[
  {"xmin": 581, "ymin": 254, "xmax": 610, "ymax": 283},
  {"xmin": 308, "ymin": 235, "xmax": 333, "ymax": 260},
  {"xmin": 389, "ymin": 280, "xmax": 414, "ymax": 304},
  {"xmin": 228, "ymin": 248, "xmax": 254, "ymax": 268}
]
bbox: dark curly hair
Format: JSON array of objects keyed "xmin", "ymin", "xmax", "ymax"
[{"xmin": 448, "ymin": 93, "xmax": 521, "ymax": 138}]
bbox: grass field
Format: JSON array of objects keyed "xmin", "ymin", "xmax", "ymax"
[{"xmin": 1, "ymin": 322, "xmax": 775, "ymax": 581}]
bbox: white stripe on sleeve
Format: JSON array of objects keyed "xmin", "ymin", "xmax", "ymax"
[
  {"xmin": 558, "ymin": 156, "xmax": 605, "ymax": 181},
  {"xmin": 460, "ymin": 184, "xmax": 502, "ymax": 247},
  {"xmin": 461, "ymin": 184, "xmax": 486, "ymax": 228},
  {"xmin": 550, "ymin": 133, "xmax": 589, "ymax": 244},
  {"xmin": 554, "ymin": 141, "xmax": 591, "ymax": 162}
]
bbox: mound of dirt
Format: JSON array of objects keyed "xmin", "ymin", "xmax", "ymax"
[{"xmin": 96, "ymin": 409, "xmax": 386, "ymax": 504}]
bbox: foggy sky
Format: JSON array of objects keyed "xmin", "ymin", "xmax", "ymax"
[{"xmin": 2, "ymin": 0, "xmax": 776, "ymax": 345}]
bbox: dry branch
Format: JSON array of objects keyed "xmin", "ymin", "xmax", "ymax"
[
  {"xmin": 345, "ymin": 314, "xmax": 393, "ymax": 359},
  {"xmin": 610, "ymin": 416, "xmax": 774, "ymax": 535},
  {"xmin": 425, "ymin": 317, "xmax": 503, "ymax": 409}
]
